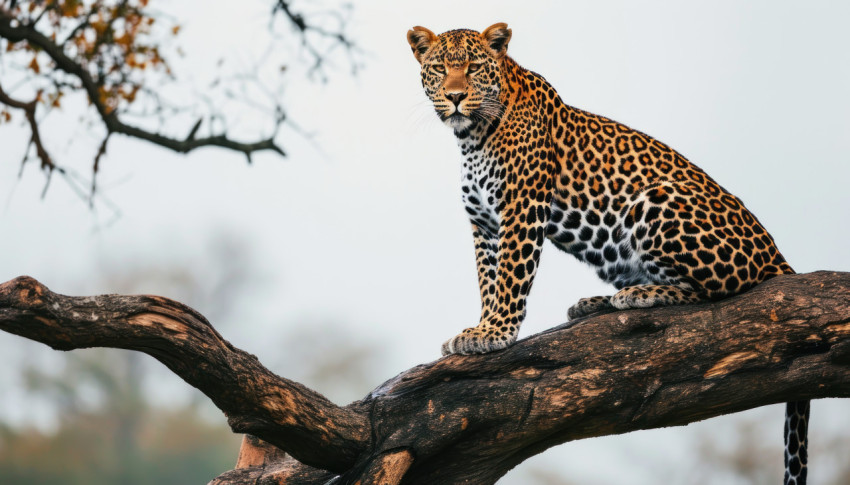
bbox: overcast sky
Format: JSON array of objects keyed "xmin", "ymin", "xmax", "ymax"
[{"xmin": 1, "ymin": 1, "xmax": 849, "ymax": 483}]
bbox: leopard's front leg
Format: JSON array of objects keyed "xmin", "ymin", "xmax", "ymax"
[
  {"xmin": 442, "ymin": 223, "xmax": 500, "ymax": 355},
  {"xmin": 442, "ymin": 176, "xmax": 553, "ymax": 355},
  {"xmin": 471, "ymin": 223, "xmax": 499, "ymax": 324}
]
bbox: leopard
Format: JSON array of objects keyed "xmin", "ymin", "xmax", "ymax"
[{"xmin": 407, "ymin": 23, "xmax": 809, "ymax": 485}]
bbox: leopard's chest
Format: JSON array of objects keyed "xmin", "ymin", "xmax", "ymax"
[{"xmin": 460, "ymin": 151, "xmax": 502, "ymax": 236}]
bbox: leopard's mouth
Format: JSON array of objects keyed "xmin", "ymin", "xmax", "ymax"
[{"xmin": 437, "ymin": 105, "xmax": 467, "ymax": 120}]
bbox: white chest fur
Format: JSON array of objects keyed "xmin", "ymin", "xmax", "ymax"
[{"xmin": 459, "ymin": 142, "xmax": 502, "ymax": 236}]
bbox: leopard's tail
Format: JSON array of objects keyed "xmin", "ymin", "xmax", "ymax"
[
  {"xmin": 784, "ymin": 400, "xmax": 809, "ymax": 485},
  {"xmin": 777, "ymin": 265, "xmax": 808, "ymax": 485}
]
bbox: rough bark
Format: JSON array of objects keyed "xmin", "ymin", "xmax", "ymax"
[
  {"xmin": 1, "ymin": 272, "xmax": 849, "ymax": 484},
  {"xmin": 0, "ymin": 276, "xmax": 367, "ymax": 471}
]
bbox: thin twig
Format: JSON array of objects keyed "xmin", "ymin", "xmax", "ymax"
[{"xmin": 0, "ymin": 82, "xmax": 54, "ymax": 171}]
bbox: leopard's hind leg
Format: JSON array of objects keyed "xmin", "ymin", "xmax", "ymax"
[
  {"xmin": 568, "ymin": 285, "xmax": 703, "ymax": 320},
  {"xmin": 567, "ymin": 295, "xmax": 614, "ymax": 320},
  {"xmin": 611, "ymin": 284, "xmax": 702, "ymax": 310}
]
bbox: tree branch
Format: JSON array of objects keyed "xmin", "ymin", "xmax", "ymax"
[
  {"xmin": 0, "ymin": 11, "xmax": 286, "ymax": 162},
  {"xmin": 1, "ymin": 272, "xmax": 849, "ymax": 484},
  {"xmin": 0, "ymin": 276, "xmax": 367, "ymax": 472}
]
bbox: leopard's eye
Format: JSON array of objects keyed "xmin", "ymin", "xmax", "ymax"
[
  {"xmin": 467, "ymin": 63, "xmax": 483, "ymax": 74},
  {"xmin": 432, "ymin": 64, "xmax": 446, "ymax": 74}
]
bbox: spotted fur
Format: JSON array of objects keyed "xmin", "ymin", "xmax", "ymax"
[{"xmin": 408, "ymin": 23, "xmax": 808, "ymax": 484}]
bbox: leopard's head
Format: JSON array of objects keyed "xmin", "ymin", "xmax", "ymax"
[{"xmin": 407, "ymin": 23, "xmax": 511, "ymax": 136}]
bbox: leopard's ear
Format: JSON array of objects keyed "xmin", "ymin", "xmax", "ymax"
[
  {"xmin": 407, "ymin": 26, "xmax": 438, "ymax": 64},
  {"xmin": 481, "ymin": 23, "xmax": 512, "ymax": 58}
]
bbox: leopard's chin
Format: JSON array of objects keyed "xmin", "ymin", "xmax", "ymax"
[{"xmin": 444, "ymin": 113, "xmax": 473, "ymax": 135}]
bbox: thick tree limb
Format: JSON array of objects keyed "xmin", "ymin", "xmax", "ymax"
[
  {"xmin": 0, "ymin": 276, "xmax": 367, "ymax": 472},
  {"xmin": 1, "ymin": 272, "xmax": 849, "ymax": 484}
]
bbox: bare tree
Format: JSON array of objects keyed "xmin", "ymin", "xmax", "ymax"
[
  {"xmin": 0, "ymin": 0, "xmax": 357, "ymax": 201},
  {"xmin": 1, "ymin": 271, "xmax": 848, "ymax": 484}
]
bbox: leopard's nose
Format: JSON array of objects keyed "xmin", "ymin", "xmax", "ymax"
[{"xmin": 446, "ymin": 92, "xmax": 467, "ymax": 107}]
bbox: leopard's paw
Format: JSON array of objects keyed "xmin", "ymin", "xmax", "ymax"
[
  {"xmin": 567, "ymin": 295, "xmax": 613, "ymax": 320},
  {"xmin": 441, "ymin": 327, "xmax": 514, "ymax": 356}
]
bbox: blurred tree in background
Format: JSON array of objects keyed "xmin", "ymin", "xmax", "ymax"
[
  {"xmin": 0, "ymin": 353, "xmax": 240, "ymax": 484},
  {"xmin": 0, "ymin": 0, "xmax": 357, "ymax": 203}
]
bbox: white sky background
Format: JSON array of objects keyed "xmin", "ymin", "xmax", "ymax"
[{"xmin": 1, "ymin": 0, "xmax": 850, "ymax": 483}]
